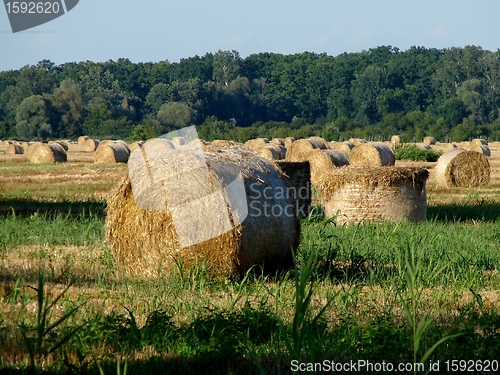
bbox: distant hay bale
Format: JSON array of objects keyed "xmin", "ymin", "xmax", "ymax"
[
  {"xmin": 348, "ymin": 138, "xmax": 368, "ymax": 146},
  {"xmin": 435, "ymin": 149, "xmax": 490, "ymax": 188},
  {"xmin": 49, "ymin": 140, "xmax": 69, "ymax": 151},
  {"xmin": 245, "ymin": 138, "xmax": 269, "ymax": 150},
  {"xmin": 285, "ymin": 138, "xmax": 327, "ymax": 162},
  {"xmin": 304, "ymin": 149, "xmax": 349, "ymax": 186},
  {"xmin": 171, "ymin": 136, "xmax": 185, "ymax": 147},
  {"xmin": 284, "ymin": 137, "xmax": 296, "ymax": 148},
  {"xmin": 6, "ymin": 143, "xmax": 23, "ymax": 155},
  {"xmin": 211, "ymin": 139, "xmax": 233, "ymax": 147},
  {"xmin": 270, "ymin": 138, "xmax": 285, "ymax": 146},
  {"xmin": 349, "ymin": 142, "xmax": 395, "ymax": 167},
  {"xmin": 472, "ymin": 138, "xmax": 488, "ymax": 146},
  {"xmin": 105, "ymin": 145, "xmax": 299, "ymax": 278},
  {"xmin": 423, "ymin": 136, "xmax": 436, "ymax": 145},
  {"xmin": 276, "ymin": 161, "xmax": 311, "ymax": 219},
  {"xmin": 316, "ymin": 166, "xmax": 429, "ymax": 224},
  {"xmin": 329, "ymin": 141, "xmax": 355, "ymax": 157},
  {"xmin": 416, "ymin": 143, "xmax": 431, "ymax": 150},
  {"xmin": 129, "ymin": 141, "xmax": 144, "ymax": 152},
  {"xmin": 257, "ymin": 145, "xmax": 280, "ymax": 161},
  {"xmin": 471, "ymin": 144, "xmax": 491, "ymax": 157},
  {"xmin": 81, "ymin": 138, "xmax": 100, "ymax": 152},
  {"xmin": 27, "ymin": 143, "xmax": 67, "ymax": 163},
  {"xmin": 308, "ymin": 136, "xmax": 330, "ymax": 149},
  {"xmin": 94, "ymin": 142, "xmax": 130, "ymax": 163},
  {"xmin": 77, "ymin": 136, "xmax": 89, "ymax": 145},
  {"xmin": 391, "ymin": 135, "xmax": 402, "ymax": 145}
]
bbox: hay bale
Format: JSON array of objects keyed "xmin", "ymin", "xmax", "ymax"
[
  {"xmin": 349, "ymin": 142, "xmax": 395, "ymax": 167},
  {"xmin": 6, "ymin": 143, "xmax": 23, "ymax": 155},
  {"xmin": 270, "ymin": 138, "xmax": 285, "ymax": 146},
  {"xmin": 81, "ymin": 138, "xmax": 100, "ymax": 152},
  {"xmin": 416, "ymin": 143, "xmax": 431, "ymax": 150},
  {"xmin": 284, "ymin": 137, "xmax": 296, "ymax": 148},
  {"xmin": 308, "ymin": 136, "xmax": 330, "ymax": 149},
  {"xmin": 348, "ymin": 138, "xmax": 368, "ymax": 146},
  {"xmin": 211, "ymin": 139, "xmax": 233, "ymax": 147},
  {"xmin": 129, "ymin": 141, "xmax": 144, "ymax": 152},
  {"xmin": 49, "ymin": 140, "xmax": 69, "ymax": 151},
  {"xmin": 472, "ymin": 138, "xmax": 488, "ymax": 146},
  {"xmin": 77, "ymin": 136, "xmax": 89, "ymax": 145},
  {"xmin": 316, "ymin": 166, "xmax": 429, "ymax": 224},
  {"xmin": 171, "ymin": 136, "xmax": 185, "ymax": 147},
  {"xmin": 435, "ymin": 149, "xmax": 490, "ymax": 188},
  {"xmin": 257, "ymin": 145, "xmax": 280, "ymax": 161},
  {"xmin": 329, "ymin": 141, "xmax": 354, "ymax": 157},
  {"xmin": 304, "ymin": 149, "xmax": 349, "ymax": 186},
  {"xmin": 106, "ymin": 145, "xmax": 299, "ymax": 278},
  {"xmin": 285, "ymin": 138, "xmax": 327, "ymax": 162},
  {"xmin": 391, "ymin": 135, "xmax": 402, "ymax": 145},
  {"xmin": 245, "ymin": 138, "xmax": 269, "ymax": 150},
  {"xmin": 470, "ymin": 144, "xmax": 490, "ymax": 157},
  {"xmin": 27, "ymin": 143, "xmax": 67, "ymax": 163},
  {"xmin": 276, "ymin": 161, "xmax": 311, "ymax": 219},
  {"xmin": 423, "ymin": 136, "xmax": 436, "ymax": 145},
  {"xmin": 94, "ymin": 142, "xmax": 130, "ymax": 163}
]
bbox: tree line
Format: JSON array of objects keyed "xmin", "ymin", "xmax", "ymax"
[{"xmin": 1, "ymin": 45, "xmax": 500, "ymax": 142}]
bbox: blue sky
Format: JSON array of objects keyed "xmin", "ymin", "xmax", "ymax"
[{"xmin": 0, "ymin": 0, "xmax": 499, "ymax": 71}]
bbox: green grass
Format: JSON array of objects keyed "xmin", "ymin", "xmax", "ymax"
[
  {"xmin": 0, "ymin": 205, "xmax": 499, "ymax": 374},
  {"xmin": 394, "ymin": 144, "xmax": 443, "ymax": 162}
]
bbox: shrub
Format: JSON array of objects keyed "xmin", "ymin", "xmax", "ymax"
[{"xmin": 394, "ymin": 144, "xmax": 442, "ymax": 162}]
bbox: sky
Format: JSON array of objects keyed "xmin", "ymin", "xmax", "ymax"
[{"xmin": 0, "ymin": 0, "xmax": 499, "ymax": 71}]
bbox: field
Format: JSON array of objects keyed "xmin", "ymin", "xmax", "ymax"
[{"xmin": 0, "ymin": 142, "xmax": 499, "ymax": 374}]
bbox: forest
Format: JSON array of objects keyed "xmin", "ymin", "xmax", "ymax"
[{"xmin": 1, "ymin": 45, "xmax": 500, "ymax": 142}]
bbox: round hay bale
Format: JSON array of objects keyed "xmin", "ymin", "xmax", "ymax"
[
  {"xmin": 94, "ymin": 142, "xmax": 130, "ymax": 163},
  {"xmin": 81, "ymin": 138, "xmax": 100, "ymax": 152},
  {"xmin": 49, "ymin": 140, "xmax": 69, "ymax": 151},
  {"xmin": 471, "ymin": 144, "xmax": 490, "ymax": 157},
  {"xmin": 6, "ymin": 143, "xmax": 23, "ymax": 155},
  {"xmin": 329, "ymin": 141, "xmax": 354, "ymax": 157},
  {"xmin": 245, "ymin": 137, "xmax": 269, "ymax": 150},
  {"xmin": 77, "ymin": 136, "xmax": 89, "ymax": 145},
  {"xmin": 348, "ymin": 138, "xmax": 368, "ymax": 146},
  {"xmin": 28, "ymin": 143, "xmax": 67, "ymax": 163},
  {"xmin": 349, "ymin": 142, "xmax": 395, "ymax": 167},
  {"xmin": 304, "ymin": 149, "xmax": 349, "ymax": 187},
  {"xmin": 211, "ymin": 140, "xmax": 234, "ymax": 147},
  {"xmin": 435, "ymin": 149, "xmax": 490, "ymax": 188},
  {"xmin": 423, "ymin": 136, "xmax": 436, "ymax": 145},
  {"xmin": 129, "ymin": 141, "xmax": 144, "ymax": 152},
  {"xmin": 270, "ymin": 138, "xmax": 285, "ymax": 146},
  {"xmin": 106, "ymin": 145, "xmax": 299, "ymax": 278},
  {"xmin": 471, "ymin": 138, "xmax": 488, "ymax": 146},
  {"xmin": 171, "ymin": 136, "xmax": 185, "ymax": 147},
  {"xmin": 416, "ymin": 143, "xmax": 431, "ymax": 150},
  {"xmin": 308, "ymin": 136, "xmax": 330, "ymax": 149},
  {"xmin": 284, "ymin": 137, "xmax": 296, "ymax": 148},
  {"xmin": 286, "ymin": 138, "xmax": 326, "ymax": 162},
  {"xmin": 316, "ymin": 166, "xmax": 429, "ymax": 224},
  {"xmin": 391, "ymin": 135, "xmax": 402, "ymax": 145},
  {"xmin": 257, "ymin": 145, "xmax": 280, "ymax": 161}
]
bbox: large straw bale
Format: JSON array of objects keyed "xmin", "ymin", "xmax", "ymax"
[
  {"xmin": 423, "ymin": 136, "xmax": 436, "ymax": 145},
  {"xmin": 27, "ymin": 143, "xmax": 67, "ymax": 163},
  {"xmin": 94, "ymin": 142, "xmax": 130, "ymax": 163},
  {"xmin": 106, "ymin": 144, "xmax": 300, "ymax": 278},
  {"xmin": 304, "ymin": 149, "xmax": 349, "ymax": 185},
  {"xmin": 129, "ymin": 141, "xmax": 144, "ymax": 152},
  {"xmin": 471, "ymin": 144, "xmax": 491, "ymax": 157},
  {"xmin": 416, "ymin": 143, "xmax": 432, "ymax": 150},
  {"xmin": 435, "ymin": 149, "xmax": 490, "ymax": 188},
  {"xmin": 316, "ymin": 166, "xmax": 428, "ymax": 224},
  {"xmin": 271, "ymin": 138, "xmax": 285, "ymax": 146},
  {"xmin": 6, "ymin": 144, "xmax": 23, "ymax": 155},
  {"xmin": 245, "ymin": 138, "xmax": 269, "ymax": 150},
  {"xmin": 284, "ymin": 137, "xmax": 296, "ymax": 148},
  {"xmin": 349, "ymin": 142, "xmax": 395, "ymax": 167},
  {"xmin": 49, "ymin": 140, "xmax": 69, "ymax": 151}
]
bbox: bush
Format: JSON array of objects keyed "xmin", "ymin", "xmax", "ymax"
[{"xmin": 394, "ymin": 144, "xmax": 442, "ymax": 162}]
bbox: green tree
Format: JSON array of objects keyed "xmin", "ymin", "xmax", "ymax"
[
  {"xmin": 50, "ymin": 79, "xmax": 84, "ymax": 137},
  {"xmin": 157, "ymin": 101, "xmax": 194, "ymax": 129},
  {"xmin": 212, "ymin": 50, "xmax": 242, "ymax": 86},
  {"xmin": 82, "ymin": 103, "xmax": 112, "ymax": 137},
  {"xmin": 15, "ymin": 95, "xmax": 53, "ymax": 140}
]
